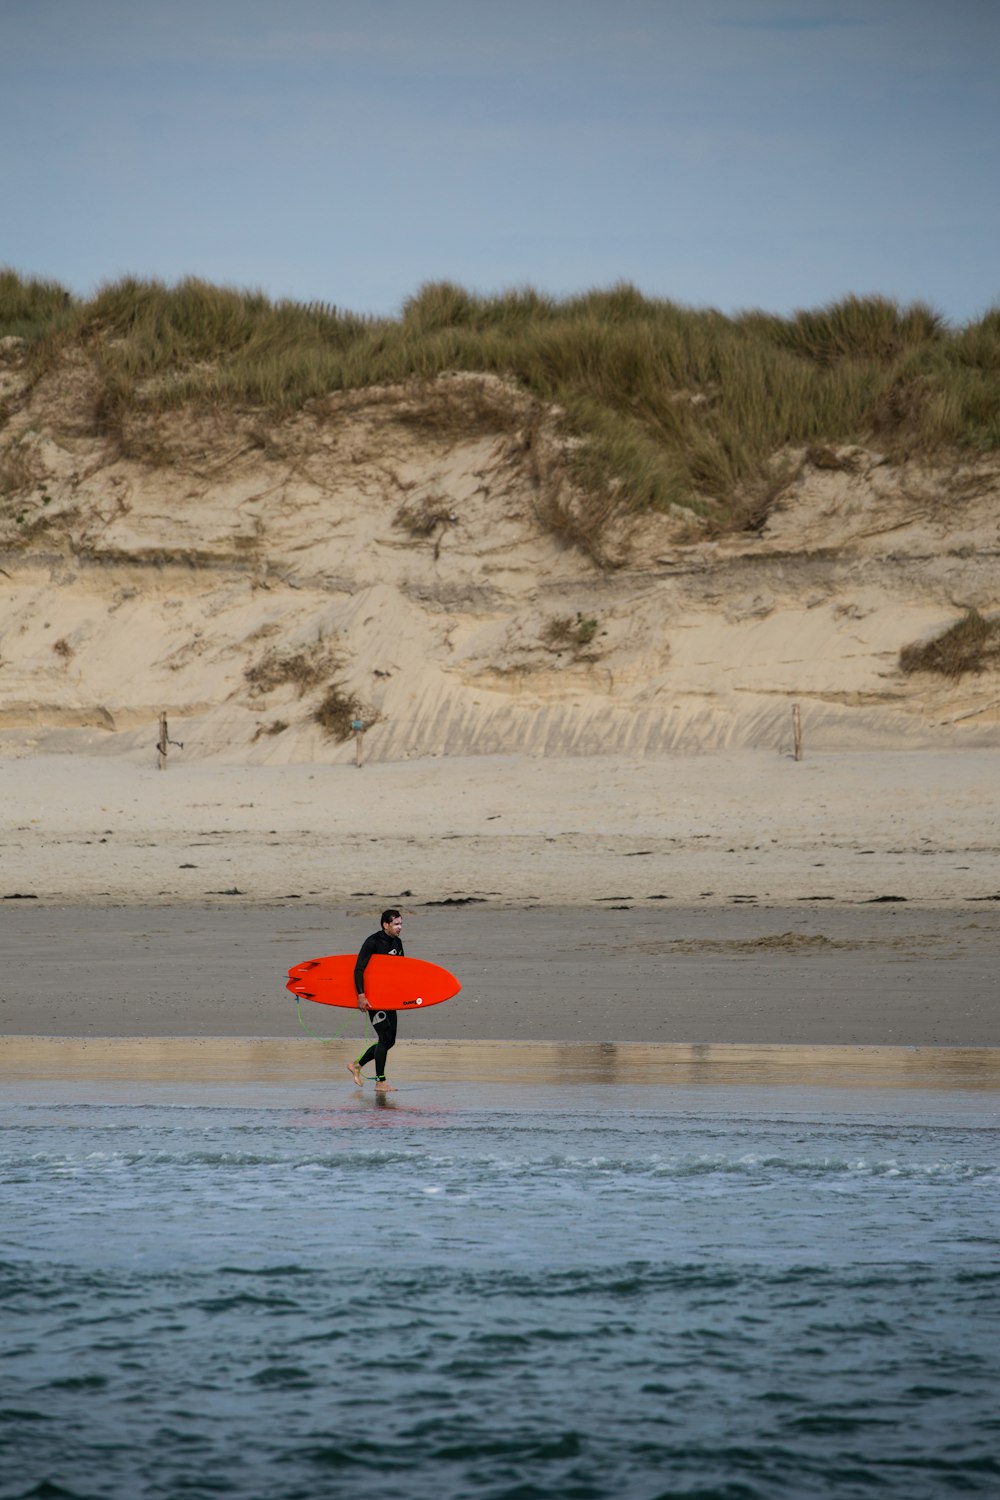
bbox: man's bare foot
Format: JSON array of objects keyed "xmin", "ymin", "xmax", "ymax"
[
  {"xmin": 346, "ymin": 1060, "xmax": 362, "ymax": 1086},
  {"xmin": 374, "ymin": 1080, "xmax": 396, "ymax": 1092}
]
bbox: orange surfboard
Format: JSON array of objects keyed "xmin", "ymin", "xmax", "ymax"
[{"xmin": 287, "ymin": 953, "xmax": 461, "ymax": 1011}]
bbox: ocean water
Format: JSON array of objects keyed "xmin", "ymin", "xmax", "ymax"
[{"xmin": 2, "ymin": 1081, "xmax": 998, "ymax": 1500}]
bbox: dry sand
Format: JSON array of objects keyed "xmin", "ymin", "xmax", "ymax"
[{"xmin": 1, "ymin": 748, "xmax": 998, "ymax": 909}]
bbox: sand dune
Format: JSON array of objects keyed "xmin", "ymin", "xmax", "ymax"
[{"xmin": 1, "ymin": 345, "xmax": 998, "ymax": 764}]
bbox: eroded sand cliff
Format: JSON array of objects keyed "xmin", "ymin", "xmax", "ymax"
[{"xmin": 2, "ymin": 341, "xmax": 998, "ymax": 763}]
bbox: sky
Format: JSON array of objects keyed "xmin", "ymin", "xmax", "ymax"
[{"xmin": 2, "ymin": 0, "xmax": 998, "ymax": 325}]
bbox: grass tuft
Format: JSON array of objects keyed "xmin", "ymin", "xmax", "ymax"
[
  {"xmin": 899, "ymin": 610, "xmax": 1000, "ymax": 679},
  {"xmin": 739, "ymin": 294, "xmax": 946, "ymax": 365},
  {"xmin": 313, "ymin": 684, "xmax": 367, "ymax": 739},
  {"xmin": 245, "ymin": 644, "xmax": 336, "ymax": 696},
  {"xmin": 0, "ymin": 268, "xmax": 77, "ymax": 340},
  {"xmin": 542, "ymin": 614, "xmax": 600, "ymax": 651},
  {"xmin": 394, "ymin": 496, "xmax": 454, "ymax": 538}
]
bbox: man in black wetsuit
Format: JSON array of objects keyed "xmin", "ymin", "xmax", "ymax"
[{"xmin": 347, "ymin": 908, "xmax": 403, "ymax": 1091}]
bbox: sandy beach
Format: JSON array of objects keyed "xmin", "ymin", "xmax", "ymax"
[
  {"xmin": 2, "ymin": 747, "xmax": 998, "ymax": 910},
  {"xmin": 1, "ymin": 749, "xmax": 997, "ymax": 1063}
]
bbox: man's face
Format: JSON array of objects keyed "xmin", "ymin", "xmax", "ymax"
[{"xmin": 383, "ymin": 916, "xmax": 403, "ymax": 938}]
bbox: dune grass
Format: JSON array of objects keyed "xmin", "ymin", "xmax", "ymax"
[
  {"xmin": 0, "ymin": 269, "xmax": 77, "ymax": 341},
  {"xmin": 900, "ymin": 610, "xmax": 1000, "ymax": 680},
  {"xmin": 2, "ymin": 269, "xmax": 998, "ymax": 545},
  {"xmin": 312, "ymin": 683, "xmax": 368, "ymax": 740}
]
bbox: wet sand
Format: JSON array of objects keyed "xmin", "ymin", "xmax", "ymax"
[
  {"xmin": 3, "ymin": 1034, "xmax": 999, "ymax": 1092},
  {"xmin": 2, "ymin": 901, "xmax": 997, "ymax": 1049}
]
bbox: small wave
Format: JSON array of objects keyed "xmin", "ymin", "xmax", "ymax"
[
  {"xmin": 0, "ymin": 1406, "xmax": 52, "ymax": 1424},
  {"xmin": 40, "ymin": 1374, "xmax": 109, "ymax": 1392},
  {"xmin": 190, "ymin": 1291, "xmax": 305, "ymax": 1314},
  {"xmin": 217, "ymin": 1263, "xmax": 313, "ymax": 1278},
  {"xmin": 247, "ymin": 1363, "xmax": 315, "ymax": 1389}
]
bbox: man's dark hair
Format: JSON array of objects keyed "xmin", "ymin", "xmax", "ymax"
[{"xmin": 381, "ymin": 908, "xmax": 401, "ymax": 926}]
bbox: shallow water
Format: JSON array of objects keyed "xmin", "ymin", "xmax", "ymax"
[{"xmin": 2, "ymin": 1081, "xmax": 999, "ymax": 1500}]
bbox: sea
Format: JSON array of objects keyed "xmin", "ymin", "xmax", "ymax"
[{"xmin": 2, "ymin": 1077, "xmax": 998, "ymax": 1500}]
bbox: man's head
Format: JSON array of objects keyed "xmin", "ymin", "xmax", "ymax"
[{"xmin": 381, "ymin": 908, "xmax": 402, "ymax": 935}]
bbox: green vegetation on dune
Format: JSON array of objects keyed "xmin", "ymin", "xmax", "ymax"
[
  {"xmin": 0, "ymin": 268, "xmax": 77, "ymax": 340},
  {"xmin": 2, "ymin": 270, "xmax": 999, "ymax": 542}
]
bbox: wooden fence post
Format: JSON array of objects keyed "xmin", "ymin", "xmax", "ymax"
[
  {"xmin": 792, "ymin": 703, "xmax": 803, "ymax": 762},
  {"xmin": 156, "ymin": 713, "xmax": 183, "ymax": 769}
]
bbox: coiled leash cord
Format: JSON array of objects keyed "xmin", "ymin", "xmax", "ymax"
[{"xmin": 294, "ymin": 996, "xmax": 369, "ymax": 1045}]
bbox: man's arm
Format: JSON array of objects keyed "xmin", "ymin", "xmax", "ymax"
[{"xmin": 354, "ymin": 934, "xmax": 377, "ymax": 1008}]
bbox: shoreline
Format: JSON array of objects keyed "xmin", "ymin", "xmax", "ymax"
[{"xmin": 4, "ymin": 1036, "xmax": 1000, "ymax": 1090}]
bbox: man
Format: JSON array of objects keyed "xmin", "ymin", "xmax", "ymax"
[{"xmin": 347, "ymin": 908, "xmax": 403, "ymax": 1091}]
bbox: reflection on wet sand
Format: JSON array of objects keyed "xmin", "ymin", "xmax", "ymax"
[{"xmin": 2, "ymin": 1037, "xmax": 999, "ymax": 1090}]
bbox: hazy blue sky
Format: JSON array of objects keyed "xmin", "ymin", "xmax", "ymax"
[{"xmin": 2, "ymin": 0, "xmax": 998, "ymax": 323}]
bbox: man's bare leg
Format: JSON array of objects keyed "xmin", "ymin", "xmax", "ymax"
[
  {"xmin": 374, "ymin": 1079, "xmax": 396, "ymax": 1092},
  {"xmin": 346, "ymin": 1059, "xmax": 362, "ymax": 1086}
]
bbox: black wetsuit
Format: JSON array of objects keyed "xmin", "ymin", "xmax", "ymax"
[{"xmin": 354, "ymin": 930, "xmax": 404, "ymax": 1080}]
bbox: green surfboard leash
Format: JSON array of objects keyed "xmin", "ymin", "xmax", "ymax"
[{"xmin": 294, "ymin": 995, "xmax": 369, "ymax": 1047}]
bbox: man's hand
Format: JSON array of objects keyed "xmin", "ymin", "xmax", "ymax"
[{"xmin": 357, "ymin": 994, "xmax": 370, "ymax": 1010}]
